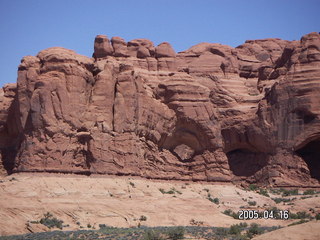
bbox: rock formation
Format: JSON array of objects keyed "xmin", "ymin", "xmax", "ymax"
[{"xmin": 0, "ymin": 32, "xmax": 319, "ymax": 186}]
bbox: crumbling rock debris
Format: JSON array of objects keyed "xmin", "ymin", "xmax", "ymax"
[{"xmin": 0, "ymin": 32, "xmax": 319, "ymax": 186}]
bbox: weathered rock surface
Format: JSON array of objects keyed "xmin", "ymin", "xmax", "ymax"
[
  {"xmin": 0, "ymin": 83, "xmax": 17, "ymax": 175},
  {"xmin": 0, "ymin": 32, "xmax": 319, "ymax": 186}
]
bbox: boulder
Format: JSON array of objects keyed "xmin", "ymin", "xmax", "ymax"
[
  {"xmin": 93, "ymin": 35, "xmax": 113, "ymax": 58},
  {"xmin": 111, "ymin": 37, "xmax": 130, "ymax": 57},
  {"xmin": 155, "ymin": 42, "xmax": 176, "ymax": 58}
]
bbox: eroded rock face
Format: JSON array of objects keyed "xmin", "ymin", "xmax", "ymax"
[
  {"xmin": 0, "ymin": 83, "xmax": 18, "ymax": 174},
  {"xmin": 1, "ymin": 32, "xmax": 319, "ymax": 186}
]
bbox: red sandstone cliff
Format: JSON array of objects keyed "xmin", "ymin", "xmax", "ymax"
[{"xmin": 0, "ymin": 32, "xmax": 319, "ymax": 186}]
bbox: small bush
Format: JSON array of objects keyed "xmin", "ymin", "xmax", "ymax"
[
  {"xmin": 129, "ymin": 182, "xmax": 135, "ymax": 187},
  {"xmin": 143, "ymin": 230, "xmax": 164, "ymax": 240},
  {"xmin": 246, "ymin": 223, "xmax": 264, "ymax": 238},
  {"xmin": 288, "ymin": 219, "xmax": 309, "ymax": 226},
  {"xmin": 315, "ymin": 213, "xmax": 320, "ymax": 220},
  {"xmin": 229, "ymin": 224, "xmax": 242, "ymax": 235},
  {"xmin": 208, "ymin": 197, "xmax": 220, "ymax": 204},
  {"xmin": 239, "ymin": 222, "xmax": 248, "ymax": 228},
  {"xmin": 301, "ymin": 196, "xmax": 312, "ymax": 200},
  {"xmin": 303, "ymin": 189, "xmax": 316, "ymax": 195},
  {"xmin": 296, "ymin": 211, "xmax": 310, "ymax": 219},
  {"xmin": 249, "ymin": 184, "xmax": 258, "ymax": 191},
  {"xmin": 281, "ymin": 189, "xmax": 299, "ymax": 197},
  {"xmin": 290, "ymin": 211, "xmax": 310, "ymax": 219},
  {"xmin": 270, "ymin": 188, "xmax": 299, "ymax": 196},
  {"xmin": 223, "ymin": 209, "xmax": 232, "ymax": 216},
  {"xmin": 248, "ymin": 201, "xmax": 257, "ymax": 206},
  {"xmin": 167, "ymin": 227, "xmax": 185, "ymax": 240},
  {"xmin": 39, "ymin": 212, "xmax": 63, "ymax": 229},
  {"xmin": 30, "ymin": 221, "xmax": 39, "ymax": 224},
  {"xmin": 272, "ymin": 197, "xmax": 295, "ymax": 204},
  {"xmin": 215, "ymin": 227, "xmax": 228, "ymax": 237},
  {"xmin": 258, "ymin": 189, "xmax": 270, "ymax": 197},
  {"xmin": 87, "ymin": 223, "xmax": 92, "ymax": 228},
  {"xmin": 159, "ymin": 188, "xmax": 181, "ymax": 195},
  {"xmin": 140, "ymin": 215, "xmax": 147, "ymax": 221},
  {"xmin": 222, "ymin": 209, "xmax": 239, "ymax": 219},
  {"xmin": 189, "ymin": 219, "xmax": 204, "ymax": 226}
]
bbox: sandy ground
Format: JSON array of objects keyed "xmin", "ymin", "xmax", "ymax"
[
  {"xmin": 0, "ymin": 173, "xmax": 319, "ymax": 237},
  {"xmin": 252, "ymin": 221, "xmax": 320, "ymax": 240}
]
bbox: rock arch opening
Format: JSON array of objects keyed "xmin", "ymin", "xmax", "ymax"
[
  {"xmin": 295, "ymin": 138, "xmax": 320, "ymax": 181},
  {"xmin": 227, "ymin": 149, "xmax": 268, "ymax": 177}
]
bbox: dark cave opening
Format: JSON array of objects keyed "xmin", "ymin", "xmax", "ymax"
[
  {"xmin": 295, "ymin": 139, "xmax": 320, "ymax": 181},
  {"xmin": 294, "ymin": 109, "xmax": 317, "ymax": 124},
  {"xmin": 0, "ymin": 146, "xmax": 17, "ymax": 174},
  {"xmin": 227, "ymin": 149, "xmax": 267, "ymax": 177}
]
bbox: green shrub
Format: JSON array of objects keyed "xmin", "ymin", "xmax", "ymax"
[
  {"xmin": 290, "ymin": 211, "xmax": 310, "ymax": 219},
  {"xmin": 315, "ymin": 213, "xmax": 320, "ymax": 220},
  {"xmin": 229, "ymin": 224, "xmax": 242, "ymax": 235},
  {"xmin": 167, "ymin": 189, "xmax": 175, "ymax": 194},
  {"xmin": 249, "ymin": 184, "xmax": 258, "ymax": 191},
  {"xmin": 258, "ymin": 189, "xmax": 270, "ymax": 197},
  {"xmin": 272, "ymin": 197, "xmax": 295, "ymax": 203},
  {"xmin": 208, "ymin": 197, "xmax": 219, "ymax": 204},
  {"xmin": 223, "ymin": 209, "xmax": 232, "ymax": 216},
  {"xmin": 216, "ymin": 227, "xmax": 228, "ymax": 237},
  {"xmin": 140, "ymin": 215, "xmax": 147, "ymax": 221},
  {"xmin": 30, "ymin": 220, "xmax": 39, "ymax": 224},
  {"xmin": 270, "ymin": 188, "xmax": 299, "ymax": 196},
  {"xmin": 239, "ymin": 222, "xmax": 248, "ymax": 228},
  {"xmin": 296, "ymin": 211, "xmax": 310, "ymax": 219},
  {"xmin": 272, "ymin": 198, "xmax": 283, "ymax": 204},
  {"xmin": 39, "ymin": 212, "xmax": 63, "ymax": 229},
  {"xmin": 143, "ymin": 230, "xmax": 164, "ymax": 240},
  {"xmin": 222, "ymin": 209, "xmax": 239, "ymax": 219},
  {"xmin": 246, "ymin": 223, "xmax": 264, "ymax": 238},
  {"xmin": 129, "ymin": 181, "xmax": 135, "ymax": 187},
  {"xmin": 248, "ymin": 201, "xmax": 257, "ymax": 206},
  {"xmin": 281, "ymin": 189, "xmax": 299, "ymax": 197},
  {"xmin": 159, "ymin": 188, "xmax": 181, "ymax": 195},
  {"xmin": 288, "ymin": 219, "xmax": 309, "ymax": 226},
  {"xmin": 99, "ymin": 223, "xmax": 107, "ymax": 229},
  {"xmin": 167, "ymin": 227, "xmax": 185, "ymax": 240},
  {"xmin": 303, "ymin": 189, "xmax": 316, "ymax": 195},
  {"xmin": 301, "ymin": 196, "xmax": 312, "ymax": 200}
]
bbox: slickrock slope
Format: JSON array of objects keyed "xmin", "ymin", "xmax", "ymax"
[{"xmin": 0, "ymin": 32, "xmax": 319, "ymax": 186}]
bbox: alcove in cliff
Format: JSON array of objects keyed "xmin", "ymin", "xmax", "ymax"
[
  {"xmin": 295, "ymin": 138, "xmax": 320, "ymax": 181},
  {"xmin": 226, "ymin": 149, "xmax": 267, "ymax": 177}
]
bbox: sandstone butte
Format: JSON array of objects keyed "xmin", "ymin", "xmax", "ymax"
[{"xmin": 0, "ymin": 32, "xmax": 319, "ymax": 187}]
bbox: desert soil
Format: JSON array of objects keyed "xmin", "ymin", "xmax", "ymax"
[{"xmin": 0, "ymin": 173, "xmax": 319, "ymax": 239}]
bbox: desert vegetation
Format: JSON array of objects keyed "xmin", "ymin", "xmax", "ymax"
[{"xmin": 0, "ymin": 224, "xmax": 284, "ymax": 240}]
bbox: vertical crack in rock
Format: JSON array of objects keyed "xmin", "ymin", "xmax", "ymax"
[
  {"xmin": 133, "ymin": 74, "xmax": 140, "ymax": 133},
  {"xmin": 112, "ymin": 80, "xmax": 118, "ymax": 132}
]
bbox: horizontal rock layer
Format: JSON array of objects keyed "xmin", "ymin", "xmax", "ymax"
[{"xmin": 0, "ymin": 32, "xmax": 319, "ymax": 186}]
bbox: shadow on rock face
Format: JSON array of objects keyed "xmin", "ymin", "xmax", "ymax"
[
  {"xmin": 295, "ymin": 138, "xmax": 320, "ymax": 181},
  {"xmin": 0, "ymin": 146, "xmax": 17, "ymax": 174},
  {"xmin": 226, "ymin": 149, "xmax": 268, "ymax": 177}
]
